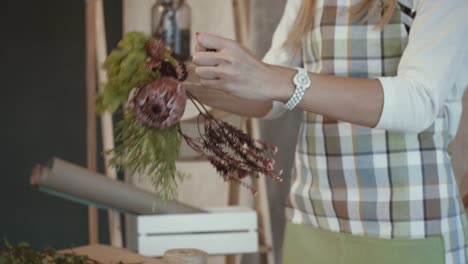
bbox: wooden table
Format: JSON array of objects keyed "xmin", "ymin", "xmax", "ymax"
[{"xmin": 60, "ymin": 244, "xmax": 163, "ymax": 264}]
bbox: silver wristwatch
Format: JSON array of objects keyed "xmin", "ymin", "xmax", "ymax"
[{"xmin": 284, "ymin": 67, "xmax": 311, "ymax": 110}]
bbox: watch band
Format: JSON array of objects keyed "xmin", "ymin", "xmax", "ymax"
[{"xmin": 284, "ymin": 67, "xmax": 311, "ymax": 110}]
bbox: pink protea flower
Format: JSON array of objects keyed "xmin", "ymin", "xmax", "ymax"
[{"xmin": 131, "ymin": 77, "xmax": 187, "ymax": 129}]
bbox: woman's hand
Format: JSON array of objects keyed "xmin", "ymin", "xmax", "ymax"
[
  {"xmin": 181, "ymin": 56, "xmax": 273, "ymax": 118},
  {"xmin": 192, "ymin": 32, "xmax": 293, "ymax": 102}
]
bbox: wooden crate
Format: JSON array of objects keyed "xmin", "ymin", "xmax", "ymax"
[{"xmin": 126, "ymin": 206, "xmax": 258, "ymax": 256}]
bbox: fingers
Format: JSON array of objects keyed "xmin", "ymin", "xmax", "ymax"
[
  {"xmin": 192, "ymin": 51, "xmax": 230, "ymax": 67},
  {"xmin": 195, "ymin": 37, "xmax": 207, "ymax": 52},
  {"xmin": 184, "ymin": 63, "xmax": 200, "ymax": 83},
  {"xmin": 193, "ymin": 33, "xmax": 241, "ymax": 92},
  {"xmin": 195, "ymin": 66, "xmax": 223, "ymax": 80},
  {"xmin": 199, "ymin": 79, "xmax": 223, "ymax": 89},
  {"xmin": 196, "ymin": 32, "xmax": 234, "ymax": 51}
]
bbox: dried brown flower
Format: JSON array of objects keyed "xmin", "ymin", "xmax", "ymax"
[
  {"xmin": 146, "ymin": 39, "xmax": 166, "ymax": 70},
  {"xmin": 159, "ymin": 59, "xmax": 188, "ymax": 82}
]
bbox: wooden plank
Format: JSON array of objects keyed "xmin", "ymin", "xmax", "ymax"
[
  {"xmin": 137, "ymin": 208, "xmax": 256, "ymax": 234},
  {"xmin": 94, "ymin": 0, "xmax": 123, "ymax": 248},
  {"xmin": 85, "ymin": 0, "xmax": 99, "ymax": 244},
  {"xmin": 228, "ymin": 3, "xmax": 251, "ymax": 262},
  {"xmin": 232, "ymin": 0, "xmax": 249, "ymax": 44},
  {"xmin": 60, "ymin": 244, "xmax": 163, "ymax": 264},
  {"xmin": 139, "ymin": 232, "xmax": 258, "ymax": 256},
  {"xmin": 463, "ymin": 191, "xmax": 468, "ymax": 208},
  {"xmin": 226, "ymin": 133, "xmax": 243, "ymax": 264},
  {"xmin": 450, "ymin": 92, "xmax": 468, "ymax": 199},
  {"xmin": 226, "ymin": 176, "xmax": 240, "ymax": 264},
  {"xmin": 258, "ymin": 245, "xmax": 273, "ymax": 254},
  {"xmin": 248, "ymin": 118, "xmax": 275, "ymax": 264}
]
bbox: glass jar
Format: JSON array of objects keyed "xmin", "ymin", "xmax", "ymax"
[{"xmin": 151, "ymin": 0, "xmax": 191, "ymax": 61}]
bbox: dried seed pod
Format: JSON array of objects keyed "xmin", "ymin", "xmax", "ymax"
[
  {"xmin": 159, "ymin": 59, "xmax": 188, "ymax": 82},
  {"xmin": 146, "ymin": 39, "xmax": 166, "ymax": 65},
  {"xmin": 174, "ymin": 60, "xmax": 188, "ymax": 81}
]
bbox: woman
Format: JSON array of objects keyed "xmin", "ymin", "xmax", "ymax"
[{"xmin": 188, "ymin": 0, "xmax": 468, "ymax": 263}]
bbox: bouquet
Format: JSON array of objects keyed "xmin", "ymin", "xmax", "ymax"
[{"xmin": 97, "ymin": 31, "xmax": 282, "ymax": 200}]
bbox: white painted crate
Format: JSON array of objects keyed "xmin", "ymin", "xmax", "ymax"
[{"xmin": 126, "ymin": 206, "xmax": 258, "ymax": 256}]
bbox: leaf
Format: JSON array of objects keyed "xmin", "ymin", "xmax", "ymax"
[
  {"xmin": 109, "ymin": 112, "xmax": 183, "ymax": 200},
  {"xmin": 17, "ymin": 242, "xmax": 29, "ymax": 248},
  {"xmin": 3, "ymin": 239, "xmax": 12, "ymax": 250}
]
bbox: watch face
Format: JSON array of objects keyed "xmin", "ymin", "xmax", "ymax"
[{"xmin": 294, "ymin": 73, "xmax": 311, "ymax": 87}]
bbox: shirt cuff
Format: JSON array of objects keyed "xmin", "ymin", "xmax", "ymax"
[
  {"xmin": 375, "ymin": 77, "xmax": 399, "ymax": 130},
  {"xmin": 262, "ymin": 49, "xmax": 292, "ymax": 67}
]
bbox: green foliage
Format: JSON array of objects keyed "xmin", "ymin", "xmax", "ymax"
[
  {"xmin": 96, "ymin": 31, "xmax": 184, "ymax": 200},
  {"xmin": 0, "ymin": 240, "xmax": 126, "ymax": 264},
  {"xmin": 110, "ymin": 112, "xmax": 184, "ymax": 200},
  {"xmin": 97, "ymin": 31, "xmax": 160, "ymax": 113}
]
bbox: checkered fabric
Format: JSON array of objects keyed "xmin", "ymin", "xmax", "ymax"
[{"xmin": 286, "ymin": 0, "xmax": 468, "ymax": 263}]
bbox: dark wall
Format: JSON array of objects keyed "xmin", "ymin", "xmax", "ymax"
[{"xmin": 0, "ymin": 0, "xmax": 122, "ymax": 249}]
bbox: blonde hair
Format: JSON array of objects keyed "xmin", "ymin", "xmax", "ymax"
[{"xmin": 285, "ymin": 0, "xmax": 398, "ymax": 47}]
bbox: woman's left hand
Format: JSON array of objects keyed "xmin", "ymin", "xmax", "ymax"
[{"xmin": 192, "ymin": 32, "xmax": 292, "ymax": 102}]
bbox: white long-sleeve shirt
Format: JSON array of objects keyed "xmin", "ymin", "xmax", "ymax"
[{"xmin": 263, "ymin": 0, "xmax": 468, "ymax": 137}]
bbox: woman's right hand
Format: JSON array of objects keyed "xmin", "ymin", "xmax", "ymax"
[
  {"xmin": 182, "ymin": 50, "xmax": 273, "ymax": 118},
  {"xmin": 192, "ymin": 32, "xmax": 290, "ymax": 102}
]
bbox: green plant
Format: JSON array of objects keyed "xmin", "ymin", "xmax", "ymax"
[
  {"xmin": 97, "ymin": 32, "xmax": 185, "ymax": 200},
  {"xmin": 0, "ymin": 241, "xmax": 132, "ymax": 264}
]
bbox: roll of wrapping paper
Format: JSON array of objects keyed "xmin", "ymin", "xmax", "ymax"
[
  {"xmin": 30, "ymin": 157, "xmax": 203, "ymax": 215},
  {"xmin": 163, "ymin": 249, "xmax": 208, "ymax": 264}
]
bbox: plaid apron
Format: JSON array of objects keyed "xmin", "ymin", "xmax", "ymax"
[{"xmin": 286, "ymin": 0, "xmax": 468, "ymax": 263}]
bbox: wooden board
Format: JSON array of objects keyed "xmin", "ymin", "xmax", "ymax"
[
  {"xmin": 60, "ymin": 244, "xmax": 163, "ymax": 264},
  {"xmin": 85, "ymin": 0, "xmax": 99, "ymax": 244},
  {"xmin": 449, "ymin": 91, "xmax": 468, "ymax": 198},
  {"xmin": 94, "ymin": 0, "xmax": 123, "ymax": 247}
]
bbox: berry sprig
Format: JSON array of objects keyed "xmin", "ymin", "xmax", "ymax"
[{"xmin": 178, "ymin": 92, "xmax": 283, "ymax": 194}]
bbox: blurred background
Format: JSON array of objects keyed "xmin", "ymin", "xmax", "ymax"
[{"xmin": 1, "ymin": 1, "xmax": 468, "ymax": 264}]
